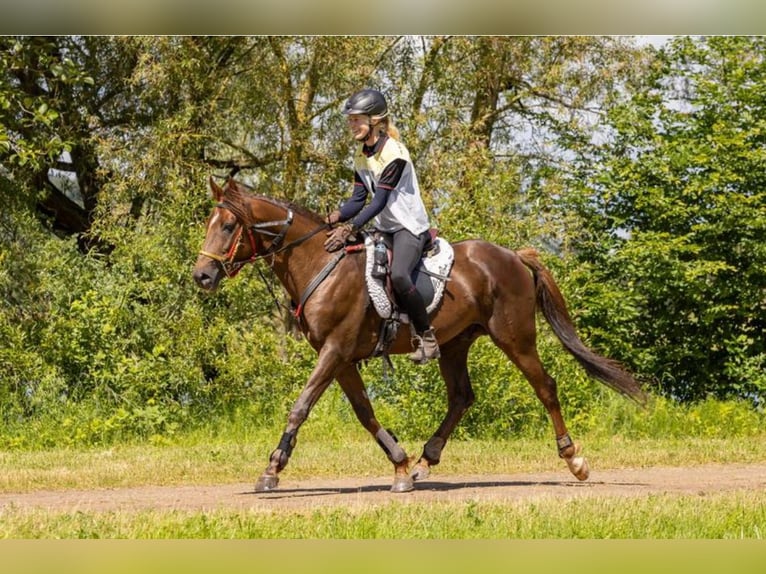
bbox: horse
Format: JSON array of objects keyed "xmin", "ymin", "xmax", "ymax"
[{"xmin": 193, "ymin": 177, "xmax": 646, "ymax": 493}]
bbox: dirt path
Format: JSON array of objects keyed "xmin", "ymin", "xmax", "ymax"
[{"xmin": 2, "ymin": 463, "xmax": 764, "ymax": 513}]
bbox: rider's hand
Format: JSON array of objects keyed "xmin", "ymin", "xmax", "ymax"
[
  {"xmin": 325, "ymin": 210, "xmax": 341, "ymax": 226},
  {"xmin": 324, "ymin": 223, "xmax": 354, "ymax": 252}
]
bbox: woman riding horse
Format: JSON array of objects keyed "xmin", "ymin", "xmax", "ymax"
[
  {"xmin": 325, "ymin": 88, "xmax": 440, "ymax": 364},
  {"xmin": 193, "ymin": 176, "xmax": 646, "ymax": 493}
]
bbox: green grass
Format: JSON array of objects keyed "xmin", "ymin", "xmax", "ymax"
[
  {"xmin": 1, "ymin": 492, "xmax": 764, "ymax": 538},
  {"xmin": 1, "ymin": 391, "xmax": 765, "ymax": 539}
]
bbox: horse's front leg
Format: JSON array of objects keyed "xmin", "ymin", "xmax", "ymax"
[
  {"xmin": 254, "ymin": 348, "xmax": 339, "ymax": 492},
  {"xmin": 335, "ymin": 364, "xmax": 413, "ymax": 493}
]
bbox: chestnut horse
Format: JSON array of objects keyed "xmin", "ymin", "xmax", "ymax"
[{"xmin": 193, "ymin": 177, "xmax": 645, "ymax": 493}]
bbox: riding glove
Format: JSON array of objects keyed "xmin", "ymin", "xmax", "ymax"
[
  {"xmin": 324, "ymin": 223, "xmax": 354, "ymax": 252},
  {"xmin": 325, "ymin": 210, "xmax": 341, "ymax": 225}
]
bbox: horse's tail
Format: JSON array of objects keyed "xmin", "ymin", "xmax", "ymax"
[{"xmin": 516, "ymin": 248, "xmax": 647, "ymax": 405}]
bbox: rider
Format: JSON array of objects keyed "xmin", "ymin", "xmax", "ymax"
[{"xmin": 324, "ymin": 88, "xmax": 440, "ymax": 364}]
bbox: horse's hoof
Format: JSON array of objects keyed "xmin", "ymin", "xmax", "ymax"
[
  {"xmin": 410, "ymin": 463, "xmax": 431, "ymax": 482},
  {"xmin": 391, "ymin": 475, "xmax": 415, "ymax": 493},
  {"xmin": 567, "ymin": 456, "xmax": 590, "ymax": 481},
  {"xmin": 255, "ymin": 474, "xmax": 280, "ymax": 492}
]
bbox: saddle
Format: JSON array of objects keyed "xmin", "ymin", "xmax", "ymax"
[
  {"xmin": 363, "ymin": 231, "xmax": 453, "ymax": 320},
  {"xmin": 361, "ymin": 231, "xmax": 454, "ymax": 359}
]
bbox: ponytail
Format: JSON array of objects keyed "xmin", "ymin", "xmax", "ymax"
[
  {"xmin": 386, "ymin": 121, "xmax": 401, "ymax": 141},
  {"xmin": 377, "ymin": 117, "xmax": 400, "ymax": 141}
]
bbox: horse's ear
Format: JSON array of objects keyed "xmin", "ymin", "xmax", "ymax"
[{"xmin": 209, "ymin": 176, "xmax": 224, "ymax": 201}]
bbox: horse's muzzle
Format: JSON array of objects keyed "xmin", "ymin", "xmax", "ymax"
[{"xmin": 192, "ymin": 267, "xmax": 220, "ymax": 291}]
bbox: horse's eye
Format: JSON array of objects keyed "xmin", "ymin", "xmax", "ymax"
[{"xmin": 222, "ymin": 222, "xmax": 236, "ymax": 233}]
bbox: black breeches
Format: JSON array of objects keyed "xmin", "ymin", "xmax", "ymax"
[{"xmin": 388, "ymin": 228, "xmax": 430, "ymax": 333}]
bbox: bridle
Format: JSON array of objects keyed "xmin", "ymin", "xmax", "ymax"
[
  {"xmin": 200, "ymin": 195, "xmax": 372, "ymax": 321},
  {"xmin": 198, "ymin": 202, "xmax": 295, "ymax": 278},
  {"xmin": 198, "ymin": 201, "xmax": 328, "ymax": 278}
]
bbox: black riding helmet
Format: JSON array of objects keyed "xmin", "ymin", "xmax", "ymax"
[{"xmin": 342, "ymin": 89, "xmax": 388, "ymax": 118}]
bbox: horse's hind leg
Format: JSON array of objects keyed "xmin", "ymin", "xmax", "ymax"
[
  {"xmin": 489, "ymin": 320, "xmax": 590, "ymax": 481},
  {"xmin": 411, "ymin": 330, "xmax": 478, "ymax": 482},
  {"xmin": 335, "ymin": 363, "xmax": 414, "ymax": 493}
]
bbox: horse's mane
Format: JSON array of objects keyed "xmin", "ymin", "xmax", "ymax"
[{"xmin": 222, "ymin": 179, "xmax": 325, "ymax": 226}]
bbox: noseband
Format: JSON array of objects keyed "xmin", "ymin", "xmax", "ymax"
[{"xmin": 198, "ymin": 202, "xmax": 295, "ymax": 278}]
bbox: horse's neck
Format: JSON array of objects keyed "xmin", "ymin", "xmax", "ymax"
[{"xmin": 260, "ymin": 208, "xmax": 330, "ymax": 299}]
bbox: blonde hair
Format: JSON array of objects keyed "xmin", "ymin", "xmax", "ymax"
[{"xmin": 376, "ymin": 117, "xmax": 400, "ymax": 141}]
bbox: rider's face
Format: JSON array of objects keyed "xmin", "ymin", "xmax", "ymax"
[{"xmin": 347, "ymin": 114, "xmax": 374, "ymax": 142}]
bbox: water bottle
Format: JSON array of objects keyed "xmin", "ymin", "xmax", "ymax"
[{"xmin": 372, "ymin": 238, "xmax": 388, "ymax": 279}]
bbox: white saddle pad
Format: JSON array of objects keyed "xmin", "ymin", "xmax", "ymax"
[{"xmin": 364, "ymin": 234, "xmax": 454, "ymax": 320}]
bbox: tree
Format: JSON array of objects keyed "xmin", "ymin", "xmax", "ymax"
[
  {"xmin": 566, "ymin": 36, "xmax": 766, "ymax": 403},
  {"xmin": 0, "ymin": 37, "xmax": 147, "ymax": 247},
  {"xmin": 17, "ymin": 36, "xmax": 751, "ymax": 446}
]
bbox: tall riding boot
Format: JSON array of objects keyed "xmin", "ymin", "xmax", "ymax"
[{"xmin": 409, "ymin": 327, "xmax": 441, "ymax": 364}]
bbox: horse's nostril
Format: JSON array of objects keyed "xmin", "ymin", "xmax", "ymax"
[{"xmin": 193, "ymin": 270, "xmax": 211, "ymax": 288}]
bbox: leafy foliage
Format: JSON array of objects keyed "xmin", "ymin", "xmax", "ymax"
[
  {"xmin": 0, "ymin": 36, "xmax": 763, "ymax": 449},
  {"xmin": 564, "ymin": 36, "xmax": 766, "ymax": 403}
]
